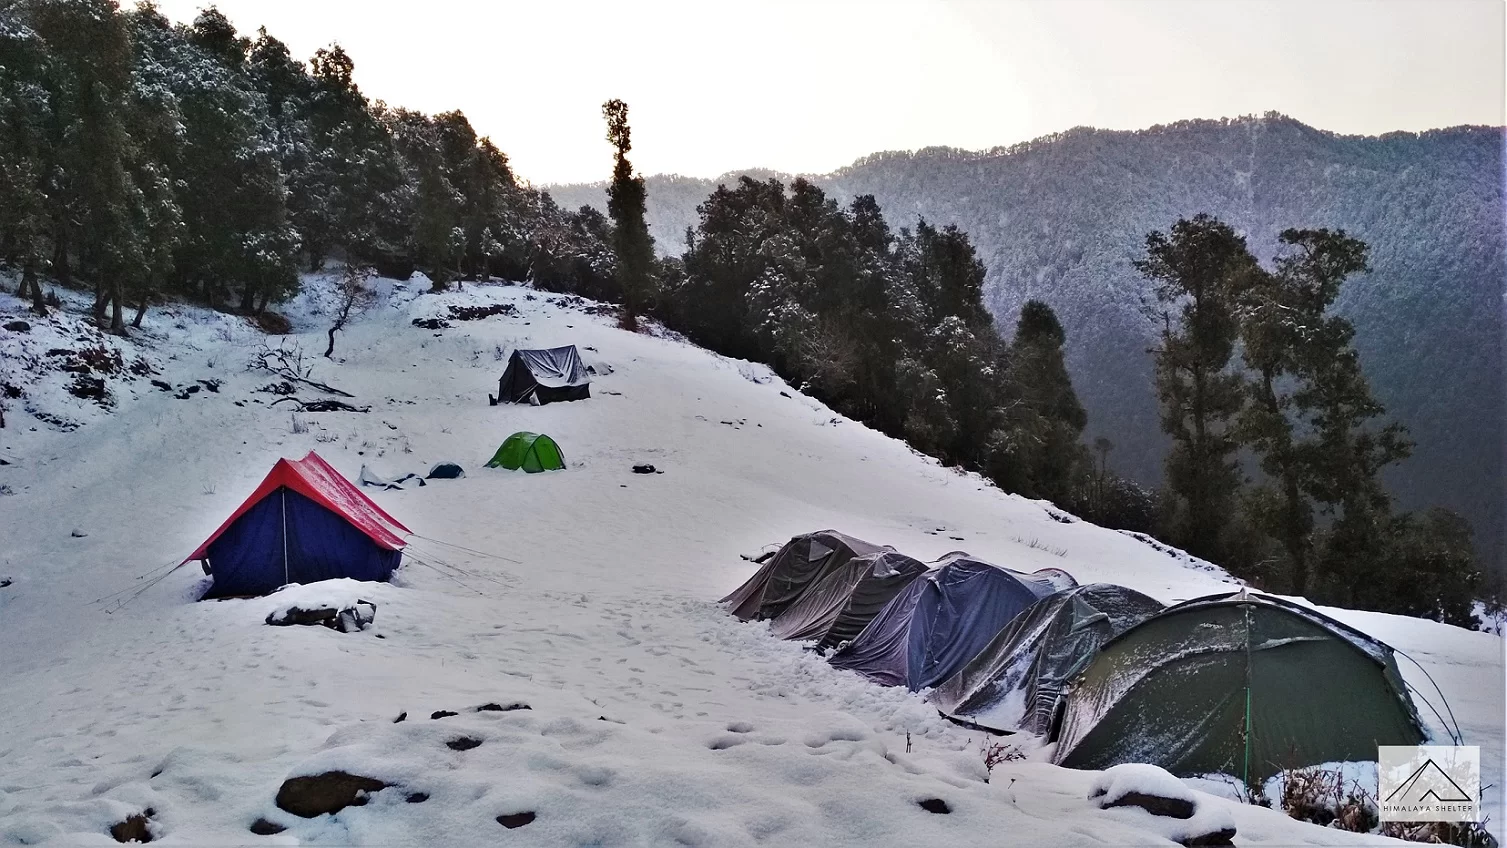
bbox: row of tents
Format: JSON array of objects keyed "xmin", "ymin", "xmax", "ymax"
[
  {"xmin": 183, "ymin": 347, "xmax": 592, "ymax": 597},
  {"xmin": 722, "ymin": 530, "xmax": 1428, "ymax": 785}
]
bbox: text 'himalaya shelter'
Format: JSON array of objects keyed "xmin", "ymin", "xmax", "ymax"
[{"xmin": 184, "ymin": 452, "xmax": 410, "ymax": 598}]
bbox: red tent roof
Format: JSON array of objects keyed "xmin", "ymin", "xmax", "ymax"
[{"xmin": 184, "ymin": 451, "xmax": 411, "ymax": 562}]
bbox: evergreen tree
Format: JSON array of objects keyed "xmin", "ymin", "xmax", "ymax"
[
  {"xmin": 1001, "ymin": 300, "xmax": 1088, "ymax": 501},
  {"xmin": 1136, "ymin": 214, "xmax": 1256, "ymax": 561},
  {"xmin": 601, "ymin": 99, "xmax": 655, "ymax": 328}
]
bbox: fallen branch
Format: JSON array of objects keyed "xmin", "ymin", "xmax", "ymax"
[
  {"xmin": 269, "ymin": 397, "xmax": 370, "ymax": 413},
  {"xmin": 249, "ymin": 340, "xmax": 354, "ymax": 397}
]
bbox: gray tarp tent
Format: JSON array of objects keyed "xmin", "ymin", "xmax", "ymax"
[
  {"xmin": 490, "ymin": 346, "xmax": 590, "ymax": 405},
  {"xmin": 721, "ymin": 530, "xmax": 890, "ymax": 622},
  {"xmin": 768, "ymin": 551, "xmax": 930, "ymax": 649},
  {"xmin": 828, "ymin": 553, "xmax": 1069, "ymax": 691},
  {"xmin": 1053, "ymin": 590, "xmax": 1426, "ymax": 785},
  {"xmin": 929, "ymin": 583, "xmax": 1164, "ymax": 737}
]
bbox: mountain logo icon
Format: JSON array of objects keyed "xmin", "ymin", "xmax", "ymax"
[{"xmin": 1383, "ymin": 759, "xmax": 1474, "ymax": 805}]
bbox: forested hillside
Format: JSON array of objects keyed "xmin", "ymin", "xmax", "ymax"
[{"xmin": 549, "ymin": 116, "xmax": 1506, "ymax": 574}]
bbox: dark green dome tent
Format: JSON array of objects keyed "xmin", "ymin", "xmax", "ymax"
[
  {"xmin": 720, "ymin": 530, "xmax": 890, "ymax": 622},
  {"xmin": 930, "ymin": 583, "xmax": 1163, "ymax": 737},
  {"xmin": 1053, "ymin": 590, "xmax": 1426, "ymax": 786},
  {"xmin": 768, "ymin": 551, "xmax": 930, "ymax": 649},
  {"xmin": 486, "ymin": 432, "xmax": 565, "ymax": 473}
]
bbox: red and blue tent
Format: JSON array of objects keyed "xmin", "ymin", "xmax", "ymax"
[{"xmin": 185, "ymin": 451, "xmax": 410, "ymax": 598}]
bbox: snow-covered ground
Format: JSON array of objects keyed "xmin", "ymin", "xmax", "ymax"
[{"xmin": 0, "ymin": 277, "xmax": 1500, "ymax": 846}]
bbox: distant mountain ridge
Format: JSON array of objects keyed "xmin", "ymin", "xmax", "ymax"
[{"xmin": 546, "ymin": 114, "xmax": 1505, "ymax": 573}]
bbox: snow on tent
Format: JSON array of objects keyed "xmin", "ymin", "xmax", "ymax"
[
  {"xmin": 827, "ymin": 554, "xmax": 1069, "ymax": 691},
  {"xmin": 185, "ymin": 451, "xmax": 410, "ymax": 598},
  {"xmin": 720, "ymin": 531, "xmax": 890, "ymax": 622},
  {"xmin": 929, "ymin": 583, "xmax": 1164, "ymax": 736},
  {"xmin": 489, "ymin": 346, "xmax": 590, "ymax": 405},
  {"xmin": 485, "ymin": 432, "xmax": 565, "ymax": 472},
  {"xmin": 768, "ymin": 551, "xmax": 930, "ymax": 649},
  {"xmin": 1052, "ymin": 590, "xmax": 1426, "ymax": 785}
]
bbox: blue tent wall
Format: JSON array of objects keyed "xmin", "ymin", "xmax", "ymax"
[
  {"xmin": 830, "ymin": 559, "xmax": 1057, "ymax": 690},
  {"xmin": 202, "ymin": 487, "xmax": 402, "ymax": 597}
]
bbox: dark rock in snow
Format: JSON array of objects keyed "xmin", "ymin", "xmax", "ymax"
[
  {"xmin": 476, "ymin": 702, "xmax": 530, "ymax": 712},
  {"xmin": 248, "ymin": 818, "xmax": 285, "ymax": 835},
  {"xmin": 110, "ymin": 812, "xmax": 153, "ymax": 843},
  {"xmin": 918, "ymin": 798, "xmax": 951, "ymax": 814},
  {"xmin": 150, "ymin": 380, "xmax": 173, "ymax": 392},
  {"xmin": 1099, "ymin": 791, "xmax": 1195, "ymax": 820},
  {"xmin": 405, "ymin": 792, "xmax": 429, "ymax": 804},
  {"xmin": 265, "ymin": 605, "xmax": 339, "ymax": 627},
  {"xmin": 70, "ymin": 529, "xmax": 87, "ymax": 538},
  {"xmin": 0, "ymin": 579, "xmax": 11, "ymax": 589},
  {"xmin": 446, "ymin": 736, "xmax": 483, "ymax": 751},
  {"xmin": 275, "ymin": 771, "xmax": 387, "ymax": 818},
  {"xmin": 393, "ymin": 712, "xmax": 407, "ymax": 723},
  {"xmin": 496, "ymin": 811, "xmax": 536, "ymax": 829},
  {"xmin": 631, "ymin": 464, "xmax": 658, "ymax": 474},
  {"xmin": 3, "ymin": 320, "xmax": 31, "ymax": 332},
  {"xmin": 1181, "ymin": 828, "xmax": 1237, "ymax": 847},
  {"xmin": 430, "ymin": 710, "xmax": 458, "ymax": 720},
  {"xmin": 265, "ymin": 601, "xmax": 375, "ymax": 632}
]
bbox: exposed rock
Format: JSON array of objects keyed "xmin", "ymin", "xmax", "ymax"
[
  {"xmin": 917, "ymin": 798, "xmax": 950, "ymax": 814},
  {"xmin": 1181, "ymin": 828, "xmax": 1237, "ymax": 847},
  {"xmin": 476, "ymin": 702, "xmax": 530, "ymax": 712},
  {"xmin": 631, "ymin": 464, "xmax": 658, "ymax": 474},
  {"xmin": 405, "ymin": 792, "xmax": 429, "ymax": 804},
  {"xmin": 4, "ymin": 320, "xmax": 31, "ymax": 332},
  {"xmin": 150, "ymin": 380, "xmax": 173, "ymax": 392},
  {"xmin": 248, "ymin": 818, "xmax": 285, "ymax": 835},
  {"xmin": 430, "ymin": 710, "xmax": 458, "ymax": 720},
  {"xmin": 1100, "ymin": 791, "xmax": 1196, "ymax": 820},
  {"xmin": 446, "ymin": 736, "xmax": 483, "ymax": 751},
  {"xmin": 110, "ymin": 813, "xmax": 152, "ymax": 843},
  {"xmin": 266, "ymin": 605, "xmax": 339, "ymax": 627},
  {"xmin": 393, "ymin": 712, "xmax": 407, "ymax": 723},
  {"xmin": 496, "ymin": 811, "xmax": 536, "ymax": 829},
  {"xmin": 266, "ymin": 601, "xmax": 375, "ymax": 632},
  {"xmin": 275, "ymin": 771, "xmax": 388, "ymax": 818}
]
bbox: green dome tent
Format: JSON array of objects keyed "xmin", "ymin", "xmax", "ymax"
[
  {"xmin": 486, "ymin": 432, "xmax": 565, "ymax": 473},
  {"xmin": 1052, "ymin": 590, "xmax": 1425, "ymax": 786}
]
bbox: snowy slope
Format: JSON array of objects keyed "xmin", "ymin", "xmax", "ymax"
[{"xmin": 0, "ymin": 279, "xmax": 1500, "ymax": 846}]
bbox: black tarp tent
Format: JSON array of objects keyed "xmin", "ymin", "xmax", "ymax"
[
  {"xmin": 929, "ymin": 583, "xmax": 1164, "ymax": 737},
  {"xmin": 768, "ymin": 551, "xmax": 930, "ymax": 649},
  {"xmin": 1052, "ymin": 590, "xmax": 1426, "ymax": 785},
  {"xmin": 828, "ymin": 553, "xmax": 1068, "ymax": 691},
  {"xmin": 720, "ymin": 531, "xmax": 890, "ymax": 622},
  {"xmin": 490, "ymin": 346, "xmax": 590, "ymax": 405}
]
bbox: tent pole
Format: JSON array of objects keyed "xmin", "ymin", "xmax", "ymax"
[
  {"xmin": 1242, "ymin": 602, "xmax": 1253, "ymax": 791},
  {"xmin": 281, "ymin": 488, "xmax": 289, "ymax": 586}
]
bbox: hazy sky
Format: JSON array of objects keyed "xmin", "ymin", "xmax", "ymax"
[{"xmin": 150, "ymin": 0, "xmax": 1505, "ymax": 186}]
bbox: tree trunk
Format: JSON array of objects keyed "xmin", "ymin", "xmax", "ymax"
[
  {"xmin": 132, "ymin": 287, "xmax": 150, "ymax": 328},
  {"xmin": 92, "ymin": 276, "xmax": 108, "ymax": 318},
  {"xmin": 239, "ymin": 284, "xmax": 256, "ymax": 315},
  {"xmin": 21, "ymin": 260, "xmax": 46, "ymax": 316},
  {"xmin": 109, "ymin": 279, "xmax": 126, "ymax": 335},
  {"xmin": 324, "ymin": 325, "xmax": 339, "ymax": 358},
  {"xmin": 52, "ymin": 227, "xmax": 70, "ymax": 285}
]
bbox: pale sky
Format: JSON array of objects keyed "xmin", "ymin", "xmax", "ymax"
[{"xmin": 149, "ymin": 0, "xmax": 1505, "ymax": 186}]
